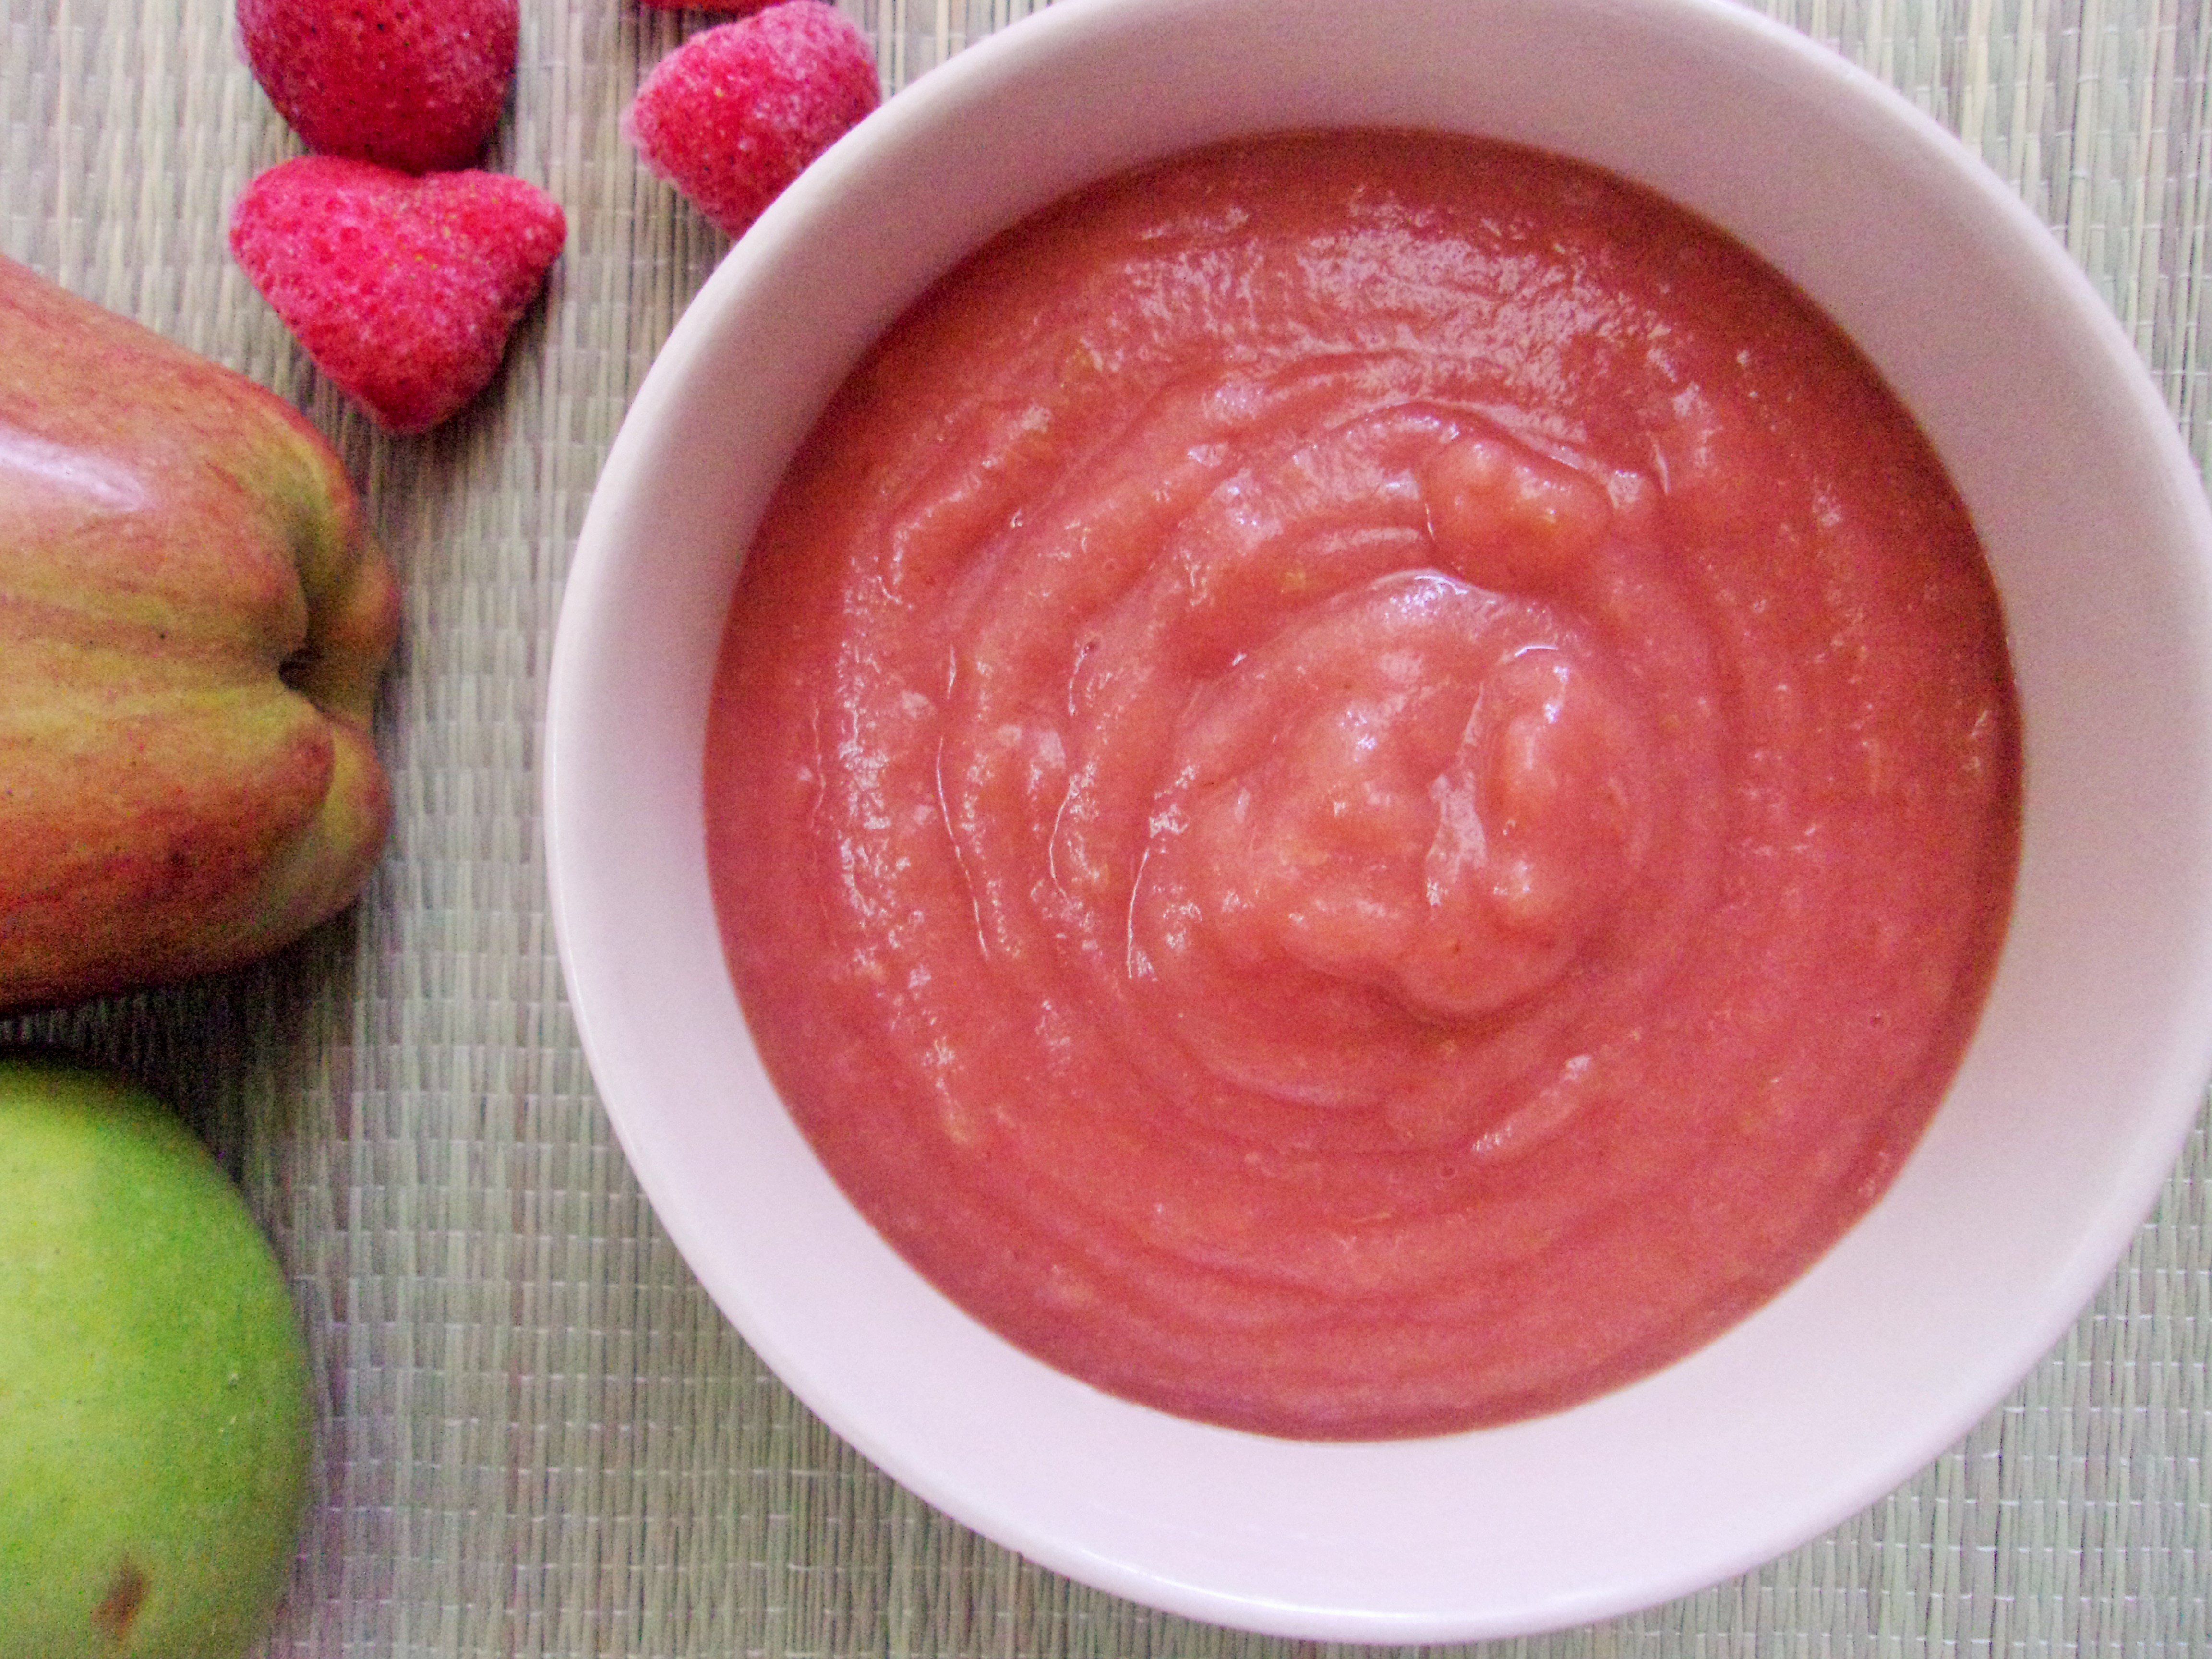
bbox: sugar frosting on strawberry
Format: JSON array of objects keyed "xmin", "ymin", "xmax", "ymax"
[
  {"xmin": 230, "ymin": 157, "xmax": 565, "ymax": 434},
  {"xmin": 624, "ymin": 1, "xmax": 881, "ymax": 240},
  {"xmin": 239, "ymin": 0, "xmax": 518, "ymax": 174}
]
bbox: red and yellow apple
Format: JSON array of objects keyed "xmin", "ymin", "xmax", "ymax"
[{"xmin": 0, "ymin": 256, "xmax": 398, "ymax": 1010}]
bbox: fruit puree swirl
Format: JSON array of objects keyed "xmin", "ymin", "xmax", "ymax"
[{"xmin": 707, "ymin": 132, "xmax": 2020, "ymax": 1438}]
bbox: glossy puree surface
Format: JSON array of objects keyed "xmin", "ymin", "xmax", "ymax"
[{"xmin": 704, "ymin": 132, "xmax": 2020, "ymax": 1439}]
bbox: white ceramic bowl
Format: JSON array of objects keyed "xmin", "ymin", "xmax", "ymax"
[{"xmin": 546, "ymin": 0, "xmax": 2212, "ymax": 1639}]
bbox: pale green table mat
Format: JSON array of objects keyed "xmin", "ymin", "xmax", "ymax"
[{"xmin": 3, "ymin": 0, "xmax": 2206, "ymax": 1652}]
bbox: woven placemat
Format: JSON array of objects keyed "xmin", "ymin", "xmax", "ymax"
[{"xmin": 2, "ymin": 0, "xmax": 2204, "ymax": 1652}]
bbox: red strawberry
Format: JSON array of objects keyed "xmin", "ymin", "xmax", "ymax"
[
  {"xmin": 238, "ymin": 0, "xmax": 518, "ymax": 174},
  {"xmin": 230, "ymin": 156, "xmax": 565, "ymax": 434},
  {"xmin": 623, "ymin": 1, "xmax": 880, "ymax": 240}
]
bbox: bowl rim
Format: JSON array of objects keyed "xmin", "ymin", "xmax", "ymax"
[{"xmin": 547, "ymin": 0, "xmax": 2212, "ymax": 1639}]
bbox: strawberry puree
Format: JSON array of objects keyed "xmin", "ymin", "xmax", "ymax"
[{"xmin": 705, "ymin": 132, "xmax": 2020, "ymax": 1438}]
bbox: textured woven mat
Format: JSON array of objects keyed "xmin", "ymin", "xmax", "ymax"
[{"xmin": 3, "ymin": 0, "xmax": 2206, "ymax": 1652}]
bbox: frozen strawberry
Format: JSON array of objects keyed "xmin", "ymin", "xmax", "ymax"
[
  {"xmin": 230, "ymin": 156, "xmax": 565, "ymax": 434},
  {"xmin": 238, "ymin": 0, "xmax": 518, "ymax": 174},
  {"xmin": 624, "ymin": 1, "xmax": 880, "ymax": 240}
]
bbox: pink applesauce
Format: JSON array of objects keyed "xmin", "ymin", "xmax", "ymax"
[{"xmin": 704, "ymin": 132, "xmax": 2020, "ymax": 1439}]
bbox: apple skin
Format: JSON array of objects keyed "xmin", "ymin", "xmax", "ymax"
[
  {"xmin": 0, "ymin": 1053, "xmax": 313, "ymax": 1659},
  {"xmin": 0, "ymin": 255, "xmax": 398, "ymax": 1010}
]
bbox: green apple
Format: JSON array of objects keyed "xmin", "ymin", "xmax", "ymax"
[
  {"xmin": 0, "ymin": 1054, "xmax": 312, "ymax": 1659},
  {"xmin": 0, "ymin": 255, "xmax": 398, "ymax": 1010}
]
